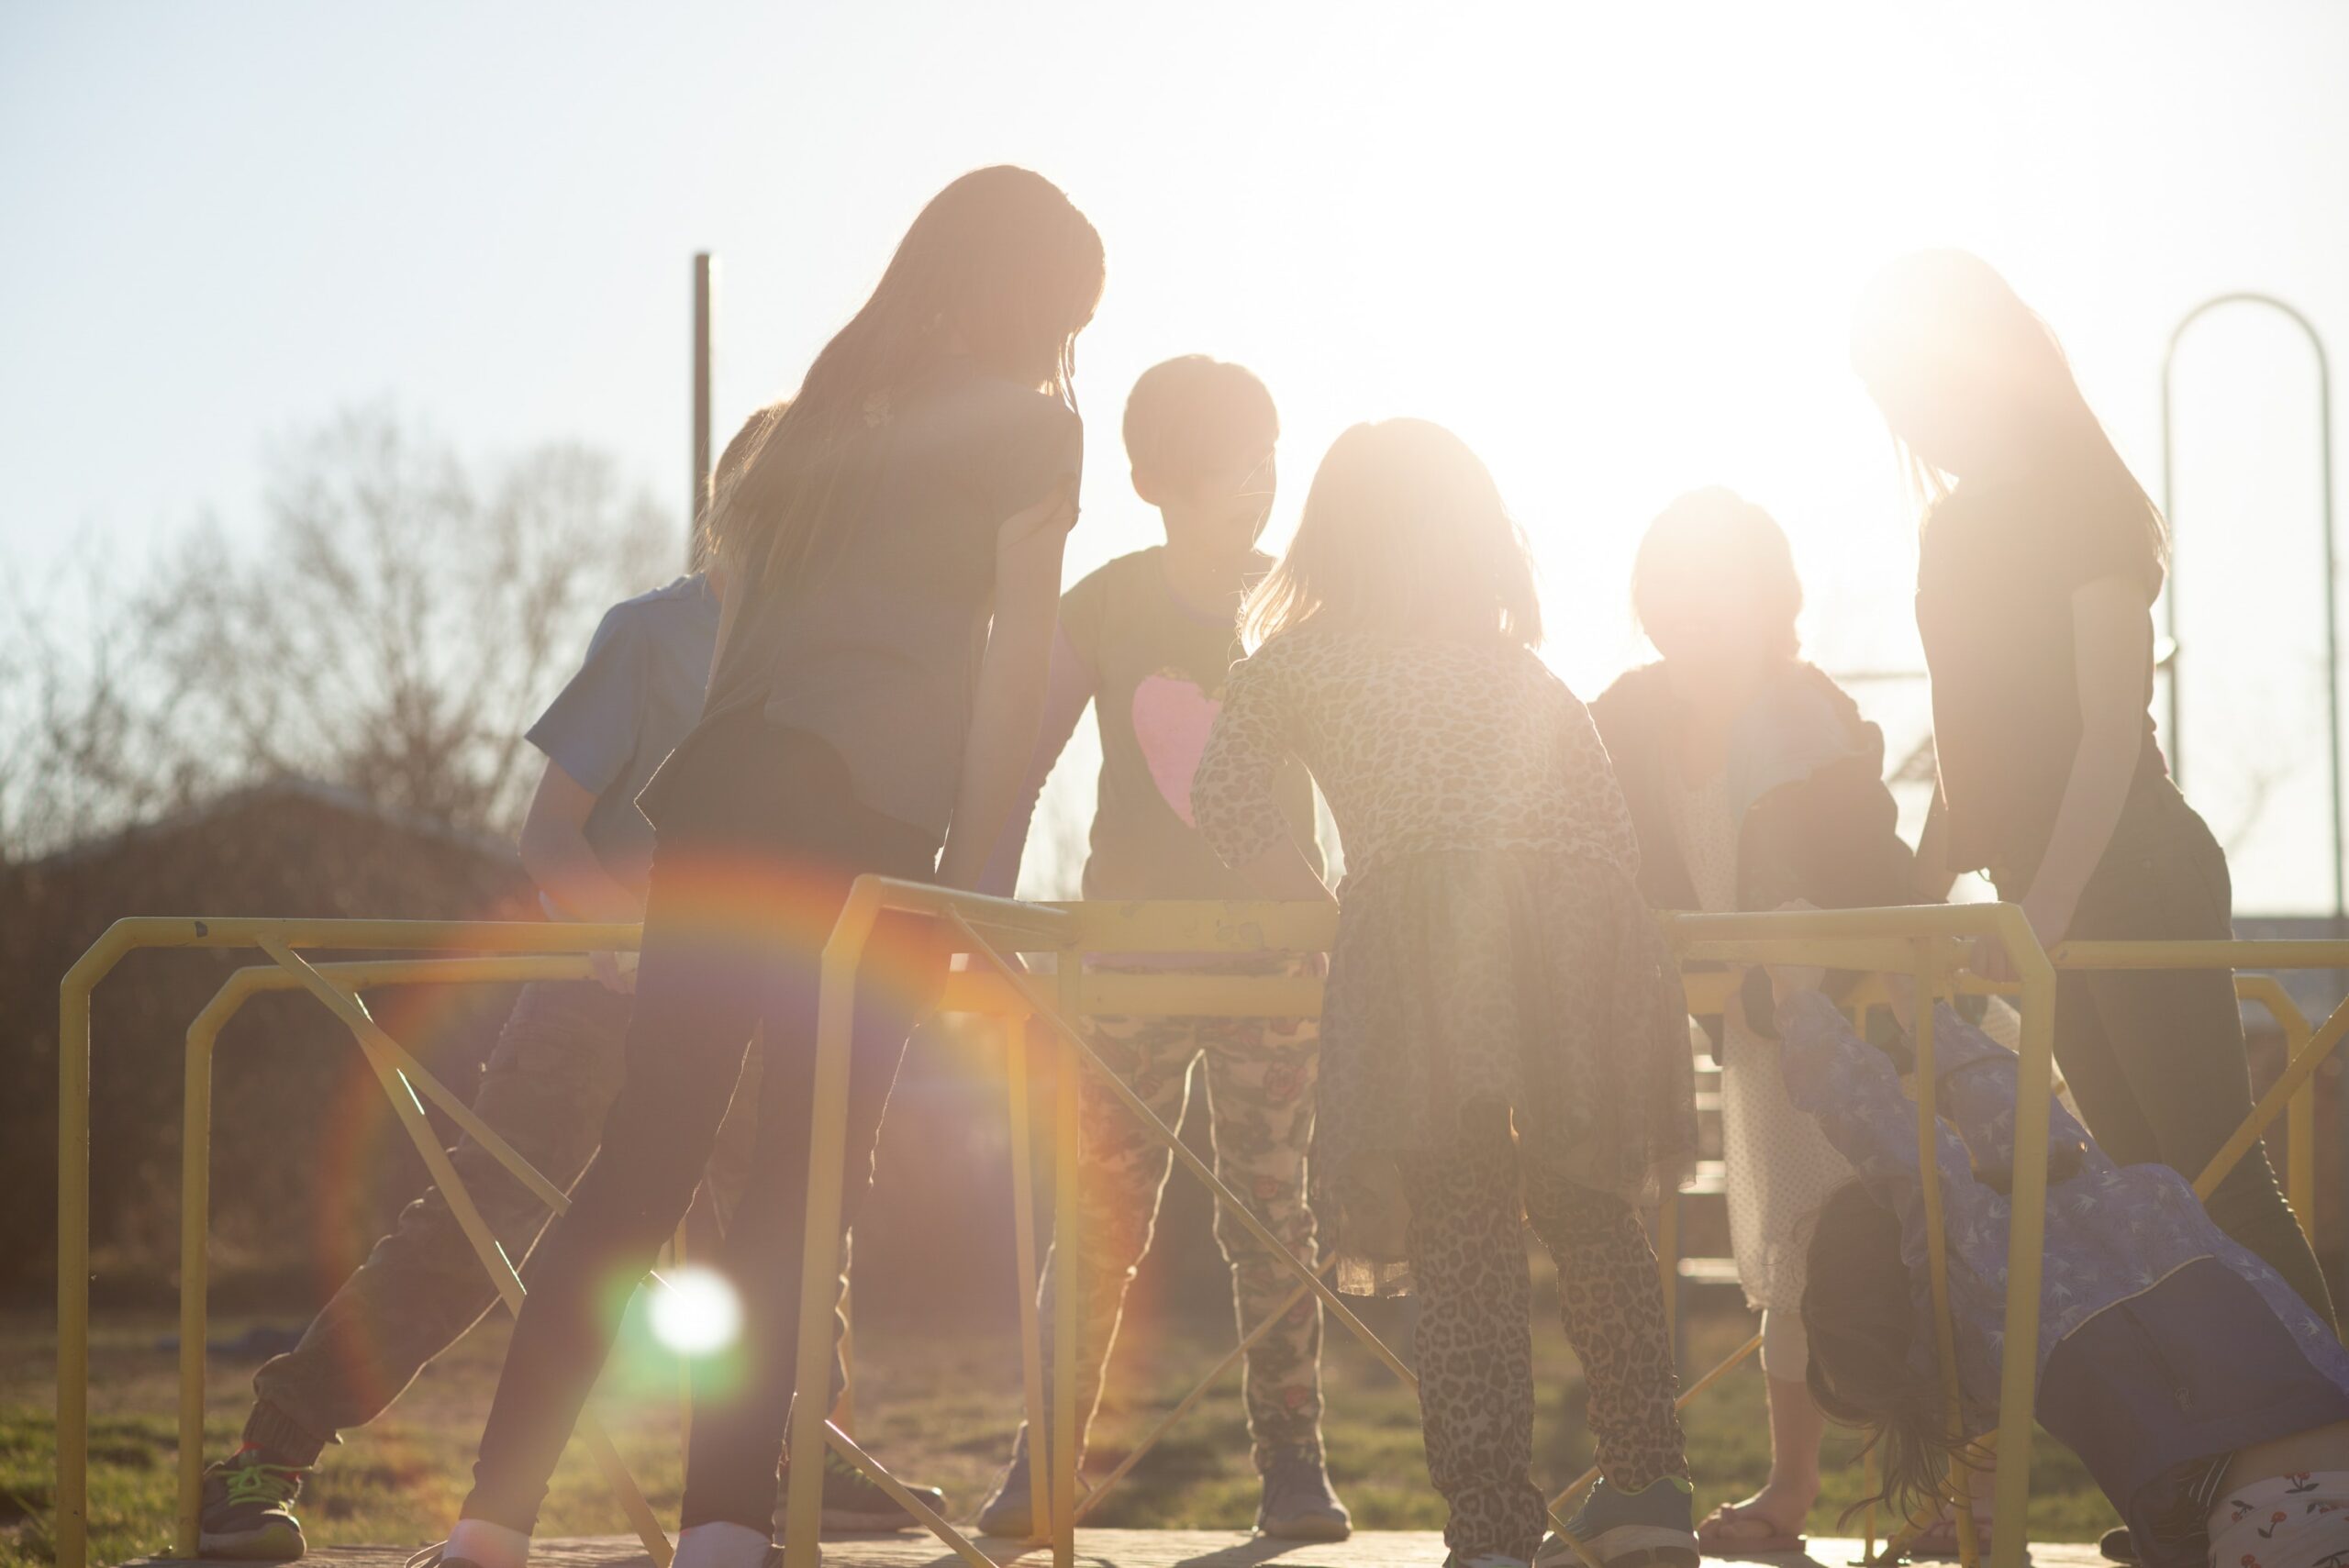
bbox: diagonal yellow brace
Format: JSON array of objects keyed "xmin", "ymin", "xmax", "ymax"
[
  {"xmin": 944, "ymin": 915, "xmax": 1605, "ymax": 1566},
  {"xmin": 256, "ymin": 939, "xmax": 674, "ymax": 1567},
  {"xmin": 1074, "ymin": 1257, "xmax": 1340, "ymax": 1524},
  {"xmin": 1545, "ymin": 1330, "xmax": 1762, "ymax": 1515}
]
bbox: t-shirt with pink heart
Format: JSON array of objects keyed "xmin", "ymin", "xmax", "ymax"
[{"xmin": 1058, "ymin": 546, "xmax": 1322, "ymax": 901}]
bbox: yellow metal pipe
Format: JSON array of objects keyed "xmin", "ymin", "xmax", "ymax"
[
  {"xmin": 1075, "ymin": 1260, "xmax": 1337, "ymax": 1525},
  {"xmin": 2195, "ymin": 993, "xmax": 2349, "ymax": 1199},
  {"xmin": 1546, "ymin": 1331, "xmax": 1763, "ymax": 1515},
  {"xmin": 1909, "ymin": 943, "xmax": 1978, "ymax": 1568},
  {"xmin": 1004, "ymin": 1017, "xmax": 1052, "ymax": 1544},
  {"xmin": 1987, "ymin": 903, "xmax": 2057, "ymax": 1568},
  {"xmin": 2054, "ymin": 939, "xmax": 2349, "ymax": 970},
  {"xmin": 57, "ymin": 922, "xmax": 137, "ymax": 1568},
  {"xmin": 2233, "ymin": 976, "xmax": 2319, "ymax": 1242},
  {"xmin": 81, "ymin": 914, "xmax": 645, "ymax": 955},
  {"xmin": 256, "ymin": 940, "xmax": 674, "ymax": 1565},
  {"xmin": 819, "ymin": 1420, "xmax": 996, "ymax": 1568},
  {"xmin": 785, "ymin": 880, "xmax": 884, "ymax": 1568},
  {"xmin": 1051, "ymin": 957, "xmax": 1084, "ymax": 1568},
  {"xmin": 178, "ymin": 1010, "xmax": 218, "ymax": 1557}
]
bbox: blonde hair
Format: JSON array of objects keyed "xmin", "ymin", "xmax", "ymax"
[{"xmin": 1243, "ymin": 418, "xmax": 1541, "ymax": 649}]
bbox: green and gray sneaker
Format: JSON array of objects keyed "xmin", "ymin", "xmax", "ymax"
[
  {"xmin": 199, "ymin": 1450, "xmax": 307, "ymax": 1561},
  {"xmin": 1540, "ymin": 1476, "xmax": 1698, "ymax": 1568},
  {"xmin": 776, "ymin": 1445, "xmax": 949, "ymax": 1533}
]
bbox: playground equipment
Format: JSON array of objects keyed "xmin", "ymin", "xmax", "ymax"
[{"xmin": 56, "ymin": 897, "xmax": 2349, "ymax": 1568}]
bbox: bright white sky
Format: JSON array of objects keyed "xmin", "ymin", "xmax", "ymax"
[{"xmin": 5, "ymin": 1, "xmax": 2346, "ymax": 907}]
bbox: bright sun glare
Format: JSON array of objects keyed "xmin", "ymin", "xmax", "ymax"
[{"xmin": 650, "ymin": 1266, "xmax": 743, "ymax": 1357}]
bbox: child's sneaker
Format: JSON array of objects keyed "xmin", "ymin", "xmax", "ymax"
[
  {"xmin": 1442, "ymin": 1555, "xmax": 1530, "ymax": 1568},
  {"xmin": 972, "ymin": 1445, "xmax": 1035, "ymax": 1539},
  {"xmin": 198, "ymin": 1451, "xmax": 307, "ymax": 1561},
  {"xmin": 778, "ymin": 1446, "xmax": 949, "ymax": 1532},
  {"xmin": 1255, "ymin": 1446, "xmax": 1351, "ymax": 1541},
  {"xmin": 1540, "ymin": 1476, "xmax": 1698, "ymax": 1568}
]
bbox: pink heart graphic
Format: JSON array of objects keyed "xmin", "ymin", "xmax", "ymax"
[{"xmin": 1131, "ymin": 673, "xmax": 1220, "ymax": 826}]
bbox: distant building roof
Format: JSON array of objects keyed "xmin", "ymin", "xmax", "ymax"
[{"xmin": 28, "ymin": 775, "xmax": 516, "ymax": 873}]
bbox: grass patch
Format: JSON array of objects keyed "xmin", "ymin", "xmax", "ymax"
[{"xmin": 3, "ymin": 1298, "xmax": 2118, "ymax": 1568}]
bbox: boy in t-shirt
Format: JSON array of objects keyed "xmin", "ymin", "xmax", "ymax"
[
  {"xmin": 198, "ymin": 407, "xmax": 941, "ymax": 1559},
  {"xmin": 975, "ymin": 357, "xmax": 1347, "ymax": 1541}
]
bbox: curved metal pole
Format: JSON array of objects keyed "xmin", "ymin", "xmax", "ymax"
[{"xmin": 2160, "ymin": 292, "xmax": 2338, "ymax": 924}]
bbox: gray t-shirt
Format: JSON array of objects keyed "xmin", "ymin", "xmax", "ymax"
[
  {"xmin": 525, "ymin": 573, "xmax": 720, "ymax": 895},
  {"xmin": 704, "ymin": 364, "xmax": 1084, "ymax": 839}
]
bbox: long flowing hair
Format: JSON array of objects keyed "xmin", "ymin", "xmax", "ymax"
[
  {"xmin": 1851, "ymin": 249, "xmax": 2167, "ymax": 576},
  {"xmin": 1801, "ymin": 1179, "xmax": 1969, "ymax": 1524},
  {"xmin": 700, "ymin": 166, "xmax": 1103, "ymax": 599},
  {"xmin": 1243, "ymin": 417, "xmax": 1542, "ymax": 649}
]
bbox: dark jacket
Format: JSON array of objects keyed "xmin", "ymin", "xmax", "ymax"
[{"xmin": 1589, "ymin": 660, "xmax": 1916, "ymax": 1057}]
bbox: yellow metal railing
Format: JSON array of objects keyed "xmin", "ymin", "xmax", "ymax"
[{"xmin": 55, "ymin": 902, "xmax": 2349, "ymax": 1568}]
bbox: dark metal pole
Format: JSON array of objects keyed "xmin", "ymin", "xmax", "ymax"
[
  {"xmin": 691, "ymin": 252, "xmax": 716, "ymax": 562},
  {"xmin": 2160, "ymin": 293, "xmax": 2340, "ymax": 929}
]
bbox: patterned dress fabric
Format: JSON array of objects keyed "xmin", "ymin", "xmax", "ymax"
[
  {"xmin": 1666, "ymin": 770, "xmax": 1853, "ymax": 1334},
  {"xmin": 1192, "ymin": 623, "xmax": 1698, "ymax": 1294}
]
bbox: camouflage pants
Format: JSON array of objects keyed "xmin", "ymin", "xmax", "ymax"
[{"xmin": 1030, "ymin": 1006, "xmax": 1325, "ymax": 1473}]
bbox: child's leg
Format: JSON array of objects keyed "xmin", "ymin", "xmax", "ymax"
[
  {"xmin": 247, "ymin": 982, "xmax": 628, "ymax": 1463},
  {"xmin": 1520, "ymin": 1166, "xmax": 1688, "ymax": 1493},
  {"xmin": 1396, "ymin": 1134, "xmax": 1546, "ymax": 1563},
  {"xmin": 1029, "ymin": 1014, "xmax": 1201, "ymax": 1462},
  {"xmin": 1200, "ymin": 1014, "xmax": 1324, "ymax": 1469}
]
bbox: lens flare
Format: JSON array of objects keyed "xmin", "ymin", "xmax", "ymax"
[{"xmin": 651, "ymin": 1266, "xmax": 742, "ymax": 1357}]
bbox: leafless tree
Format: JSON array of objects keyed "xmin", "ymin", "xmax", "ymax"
[{"xmin": 1, "ymin": 406, "xmax": 673, "ymax": 860}]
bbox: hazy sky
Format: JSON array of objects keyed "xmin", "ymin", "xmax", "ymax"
[{"xmin": 6, "ymin": 2, "xmax": 2346, "ymax": 906}]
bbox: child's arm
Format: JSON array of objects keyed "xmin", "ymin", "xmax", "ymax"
[
  {"xmin": 937, "ymin": 477, "xmax": 1080, "ymax": 890},
  {"xmin": 1933, "ymin": 1006, "xmax": 2104, "ymax": 1178},
  {"xmin": 518, "ymin": 762, "xmax": 642, "ymax": 926},
  {"xmin": 974, "ymin": 623, "xmax": 1096, "ymax": 897},
  {"xmin": 1776, "ymin": 984, "xmax": 1982, "ymax": 1204},
  {"xmin": 522, "ymin": 605, "xmax": 656, "ymax": 989},
  {"xmin": 1195, "ymin": 647, "xmax": 1337, "ymax": 913}
]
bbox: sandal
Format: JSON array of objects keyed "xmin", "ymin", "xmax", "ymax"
[{"xmin": 1696, "ymin": 1500, "xmax": 1807, "ymax": 1556}]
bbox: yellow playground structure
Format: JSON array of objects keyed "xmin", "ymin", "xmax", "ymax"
[{"xmin": 55, "ymin": 891, "xmax": 2349, "ymax": 1568}]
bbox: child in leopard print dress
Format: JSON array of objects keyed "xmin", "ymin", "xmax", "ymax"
[{"xmin": 1193, "ymin": 419, "xmax": 1699, "ymax": 1568}]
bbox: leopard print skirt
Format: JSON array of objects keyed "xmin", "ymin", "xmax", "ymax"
[{"xmin": 1319, "ymin": 848, "xmax": 1697, "ymax": 1296}]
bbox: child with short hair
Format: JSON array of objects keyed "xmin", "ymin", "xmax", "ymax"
[
  {"xmin": 1193, "ymin": 419, "xmax": 1699, "ymax": 1568},
  {"xmin": 1771, "ymin": 959, "xmax": 2349, "ymax": 1568},
  {"xmin": 974, "ymin": 355, "xmax": 1346, "ymax": 1541},
  {"xmin": 196, "ymin": 404, "xmax": 946, "ymax": 1560},
  {"xmin": 1589, "ymin": 487, "xmax": 1918, "ymax": 1556}
]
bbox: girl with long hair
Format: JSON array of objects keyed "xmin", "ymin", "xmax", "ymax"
[
  {"xmin": 1853, "ymin": 250, "xmax": 2332, "ymax": 1329},
  {"xmin": 429, "ymin": 166, "xmax": 1103, "ymax": 1568},
  {"xmin": 1588, "ymin": 489, "xmax": 1918, "ymax": 1556},
  {"xmin": 1193, "ymin": 419, "xmax": 1700, "ymax": 1568},
  {"xmin": 1765, "ymin": 958, "xmax": 2349, "ymax": 1568}
]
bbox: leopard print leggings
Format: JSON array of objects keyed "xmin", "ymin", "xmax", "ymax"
[{"xmin": 1398, "ymin": 1129, "xmax": 1687, "ymax": 1562}]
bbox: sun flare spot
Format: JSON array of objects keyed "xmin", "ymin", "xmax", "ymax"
[{"xmin": 651, "ymin": 1266, "xmax": 742, "ymax": 1357}]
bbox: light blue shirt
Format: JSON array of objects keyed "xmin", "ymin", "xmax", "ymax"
[{"xmin": 524, "ymin": 574, "xmax": 719, "ymax": 896}]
